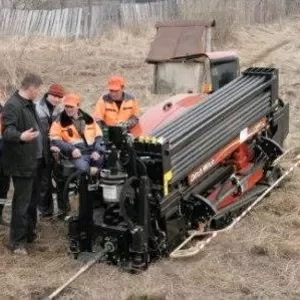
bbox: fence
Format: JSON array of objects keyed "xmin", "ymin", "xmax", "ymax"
[{"xmin": 0, "ymin": 0, "xmax": 300, "ymax": 38}]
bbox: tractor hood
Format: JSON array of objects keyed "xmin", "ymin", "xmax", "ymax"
[{"xmin": 130, "ymin": 93, "xmax": 206, "ymax": 137}]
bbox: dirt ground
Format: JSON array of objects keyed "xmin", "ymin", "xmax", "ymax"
[{"xmin": 1, "ymin": 16, "xmax": 300, "ymax": 300}]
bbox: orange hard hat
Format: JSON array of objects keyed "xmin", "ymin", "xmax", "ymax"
[
  {"xmin": 64, "ymin": 93, "xmax": 80, "ymax": 107},
  {"xmin": 107, "ymin": 75, "xmax": 125, "ymax": 91}
]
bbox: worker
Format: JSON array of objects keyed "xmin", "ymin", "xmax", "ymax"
[
  {"xmin": 35, "ymin": 83, "xmax": 65, "ymax": 219},
  {"xmin": 93, "ymin": 75, "xmax": 140, "ymax": 129},
  {"xmin": 0, "ymin": 84, "xmax": 11, "ymax": 225},
  {"xmin": 49, "ymin": 93, "xmax": 106, "ymax": 174},
  {"xmin": 2, "ymin": 73, "xmax": 46, "ymax": 255}
]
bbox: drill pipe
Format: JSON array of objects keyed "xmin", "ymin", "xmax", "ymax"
[
  {"xmin": 170, "ymin": 91, "xmax": 271, "ymax": 155},
  {"xmin": 154, "ymin": 68, "xmax": 277, "ymax": 139},
  {"xmin": 153, "ymin": 75, "xmax": 268, "ymax": 138},
  {"xmin": 171, "ymin": 91, "xmax": 271, "ymax": 162},
  {"xmin": 172, "ymin": 103, "xmax": 270, "ymax": 182},
  {"xmin": 153, "ymin": 76, "xmax": 259, "ymax": 136},
  {"xmin": 159, "ymin": 77, "xmax": 271, "ymax": 142}
]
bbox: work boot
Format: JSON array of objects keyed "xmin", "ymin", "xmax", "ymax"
[{"xmin": 13, "ymin": 247, "xmax": 28, "ymax": 255}]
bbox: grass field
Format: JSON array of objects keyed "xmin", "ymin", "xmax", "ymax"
[{"xmin": 0, "ymin": 13, "xmax": 300, "ymax": 300}]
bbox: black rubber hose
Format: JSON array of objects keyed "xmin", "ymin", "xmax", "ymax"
[
  {"xmin": 127, "ymin": 141, "xmax": 148, "ymax": 176},
  {"xmin": 136, "ymin": 156, "xmax": 147, "ymax": 176},
  {"xmin": 119, "ymin": 176, "xmax": 139, "ymax": 231},
  {"xmin": 63, "ymin": 170, "xmax": 84, "ymax": 208}
]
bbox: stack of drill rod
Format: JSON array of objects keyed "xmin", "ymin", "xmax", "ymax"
[{"xmin": 152, "ymin": 68, "xmax": 278, "ymax": 183}]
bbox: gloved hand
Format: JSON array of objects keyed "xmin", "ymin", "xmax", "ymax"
[
  {"xmin": 91, "ymin": 151, "xmax": 100, "ymax": 161},
  {"xmin": 72, "ymin": 148, "xmax": 81, "ymax": 158},
  {"xmin": 50, "ymin": 146, "xmax": 60, "ymax": 153}
]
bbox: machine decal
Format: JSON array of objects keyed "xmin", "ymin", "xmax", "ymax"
[{"xmin": 188, "ymin": 159, "xmax": 216, "ymax": 185}]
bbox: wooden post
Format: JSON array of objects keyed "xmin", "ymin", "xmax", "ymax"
[{"xmin": 88, "ymin": 0, "xmax": 92, "ymax": 38}]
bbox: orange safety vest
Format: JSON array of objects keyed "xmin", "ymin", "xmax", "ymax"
[
  {"xmin": 93, "ymin": 93, "xmax": 140, "ymax": 126},
  {"xmin": 49, "ymin": 110, "xmax": 102, "ymax": 147}
]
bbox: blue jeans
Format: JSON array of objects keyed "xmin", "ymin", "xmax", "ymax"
[{"xmin": 72, "ymin": 154, "xmax": 103, "ymax": 173}]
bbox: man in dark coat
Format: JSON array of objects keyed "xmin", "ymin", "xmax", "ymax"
[
  {"xmin": 2, "ymin": 73, "xmax": 46, "ymax": 255},
  {"xmin": 0, "ymin": 85, "xmax": 11, "ymax": 224},
  {"xmin": 35, "ymin": 83, "xmax": 65, "ymax": 218}
]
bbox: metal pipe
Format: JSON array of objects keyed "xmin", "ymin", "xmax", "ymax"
[
  {"xmin": 154, "ymin": 75, "xmax": 269, "ymax": 138},
  {"xmin": 171, "ymin": 92, "xmax": 271, "ymax": 157},
  {"xmin": 153, "ymin": 75, "xmax": 261, "ymax": 136},
  {"xmin": 172, "ymin": 105, "xmax": 270, "ymax": 181},
  {"xmin": 172, "ymin": 113, "xmax": 269, "ymax": 182},
  {"xmin": 171, "ymin": 96, "xmax": 270, "ymax": 167},
  {"xmin": 165, "ymin": 78, "xmax": 273, "ymax": 142},
  {"xmin": 172, "ymin": 104, "xmax": 270, "ymax": 179},
  {"xmin": 170, "ymin": 92, "xmax": 271, "ymax": 153}
]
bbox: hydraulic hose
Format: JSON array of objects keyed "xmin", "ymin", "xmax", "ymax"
[
  {"xmin": 119, "ymin": 176, "xmax": 139, "ymax": 231},
  {"xmin": 63, "ymin": 170, "xmax": 84, "ymax": 208},
  {"xmin": 136, "ymin": 156, "xmax": 148, "ymax": 176}
]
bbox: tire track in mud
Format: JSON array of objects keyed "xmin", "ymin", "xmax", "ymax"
[
  {"xmin": 239, "ymin": 37, "xmax": 299, "ymax": 148},
  {"xmin": 240, "ymin": 39, "xmax": 291, "ymax": 69}
]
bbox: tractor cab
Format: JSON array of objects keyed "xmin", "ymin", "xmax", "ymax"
[
  {"xmin": 131, "ymin": 20, "xmax": 240, "ymax": 137},
  {"xmin": 146, "ymin": 19, "xmax": 240, "ymax": 95}
]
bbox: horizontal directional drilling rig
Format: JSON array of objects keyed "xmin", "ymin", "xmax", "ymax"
[{"xmin": 66, "ymin": 67, "xmax": 289, "ymax": 272}]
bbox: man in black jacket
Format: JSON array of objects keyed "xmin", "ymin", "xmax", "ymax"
[
  {"xmin": 0, "ymin": 85, "xmax": 11, "ymax": 224},
  {"xmin": 0, "ymin": 103, "xmax": 10, "ymax": 224},
  {"xmin": 36, "ymin": 83, "xmax": 65, "ymax": 218},
  {"xmin": 2, "ymin": 73, "xmax": 46, "ymax": 255}
]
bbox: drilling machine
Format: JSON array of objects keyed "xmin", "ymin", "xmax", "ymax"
[{"xmin": 66, "ymin": 67, "xmax": 289, "ymax": 272}]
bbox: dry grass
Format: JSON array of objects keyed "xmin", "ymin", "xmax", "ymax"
[
  {"xmin": 179, "ymin": 0, "xmax": 300, "ymax": 46},
  {"xmin": 0, "ymin": 26, "xmax": 168, "ymax": 113},
  {"xmin": 1, "ymin": 12, "xmax": 300, "ymax": 300}
]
